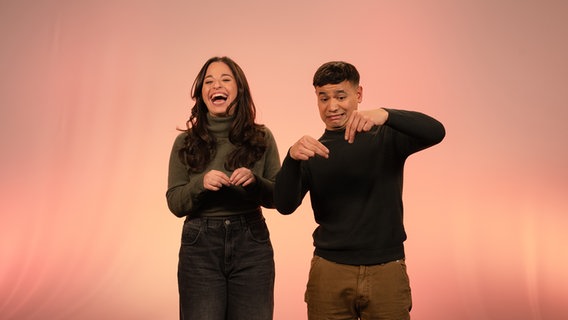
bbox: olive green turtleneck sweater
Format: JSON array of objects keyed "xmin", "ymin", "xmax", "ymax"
[{"xmin": 166, "ymin": 114, "xmax": 281, "ymax": 218}]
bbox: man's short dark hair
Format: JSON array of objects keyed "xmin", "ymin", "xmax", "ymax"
[{"xmin": 313, "ymin": 61, "xmax": 360, "ymax": 87}]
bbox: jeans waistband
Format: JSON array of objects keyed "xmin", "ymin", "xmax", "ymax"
[{"xmin": 190, "ymin": 209, "xmax": 263, "ymax": 228}]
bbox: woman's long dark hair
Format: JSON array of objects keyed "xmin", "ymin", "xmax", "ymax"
[{"xmin": 178, "ymin": 56, "xmax": 267, "ymax": 173}]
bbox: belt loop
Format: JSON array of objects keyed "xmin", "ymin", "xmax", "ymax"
[{"xmin": 202, "ymin": 217, "xmax": 208, "ymax": 233}]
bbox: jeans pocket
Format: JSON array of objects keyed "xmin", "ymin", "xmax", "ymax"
[
  {"xmin": 248, "ymin": 219, "xmax": 270, "ymax": 243},
  {"xmin": 181, "ymin": 219, "xmax": 201, "ymax": 245}
]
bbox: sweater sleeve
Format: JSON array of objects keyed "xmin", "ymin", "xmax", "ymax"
[
  {"xmin": 383, "ymin": 108, "xmax": 446, "ymax": 155},
  {"xmin": 274, "ymin": 150, "xmax": 308, "ymax": 215},
  {"xmin": 165, "ymin": 133, "xmax": 206, "ymax": 218},
  {"xmin": 243, "ymin": 127, "xmax": 281, "ymax": 208}
]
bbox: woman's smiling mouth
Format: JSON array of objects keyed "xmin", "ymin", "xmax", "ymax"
[{"xmin": 211, "ymin": 93, "xmax": 228, "ymax": 105}]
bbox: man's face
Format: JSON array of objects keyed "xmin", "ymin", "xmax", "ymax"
[
  {"xmin": 202, "ymin": 61, "xmax": 237, "ymax": 117},
  {"xmin": 315, "ymin": 80, "xmax": 362, "ymax": 130}
]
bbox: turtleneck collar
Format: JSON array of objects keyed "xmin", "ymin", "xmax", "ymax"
[
  {"xmin": 207, "ymin": 112, "xmax": 234, "ymax": 138},
  {"xmin": 324, "ymin": 128, "xmax": 346, "ymax": 135}
]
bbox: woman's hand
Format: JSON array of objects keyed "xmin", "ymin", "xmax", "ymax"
[
  {"xmin": 203, "ymin": 170, "xmax": 231, "ymax": 191},
  {"xmin": 230, "ymin": 167, "xmax": 256, "ymax": 187}
]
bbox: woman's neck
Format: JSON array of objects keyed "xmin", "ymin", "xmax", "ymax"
[{"xmin": 207, "ymin": 113, "xmax": 234, "ymax": 138}]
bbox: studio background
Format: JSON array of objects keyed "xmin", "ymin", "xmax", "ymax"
[{"xmin": 1, "ymin": 1, "xmax": 567, "ymax": 319}]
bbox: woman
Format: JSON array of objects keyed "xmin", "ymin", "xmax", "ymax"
[{"xmin": 166, "ymin": 56, "xmax": 280, "ymax": 319}]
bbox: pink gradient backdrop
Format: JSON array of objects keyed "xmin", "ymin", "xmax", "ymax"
[{"xmin": 1, "ymin": 1, "xmax": 567, "ymax": 319}]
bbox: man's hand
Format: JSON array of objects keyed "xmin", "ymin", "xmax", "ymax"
[
  {"xmin": 345, "ymin": 108, "xmax": 389, "ymax": 143},
  {"xmin": 203, "ymin": 170, "xmax": 231, "ymax": 191},
  {"xmin": 289, "ymin": 135, "xmax": 329, "ymax": 160}
]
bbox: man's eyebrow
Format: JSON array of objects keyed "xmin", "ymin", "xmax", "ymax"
[{"xmin": 318, "ymin": 89, "xmax": 346, "ymax": 95}]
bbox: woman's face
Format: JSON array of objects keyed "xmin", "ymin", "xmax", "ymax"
[{"xmin": 201, "ymin": 61, "xmax": 237, "ymax": 117}]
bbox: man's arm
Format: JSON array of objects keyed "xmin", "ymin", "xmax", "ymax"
[
  {"xmin": 241, "ymin": 127, "xmax": 281, "ymax": 208},
  {"xmin": 274, "ymin": 149, "xmax": 309, "ymax": 215},
  {"xmin": 383, "ymin": 108, "xmax": 446, "ymax": 148},
  {"xmin": 345, "ymin": 108, "xmax": 445, "ymax": 149}
]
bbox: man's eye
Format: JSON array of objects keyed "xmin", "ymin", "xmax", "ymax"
[{"xmin": 320, "ymin": 98, "xmax": 328, "ymax": 102}]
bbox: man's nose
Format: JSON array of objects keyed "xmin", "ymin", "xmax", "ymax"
[{"xmin": 328, "ymin": 100, "xmax": 339, "ymax": 110}]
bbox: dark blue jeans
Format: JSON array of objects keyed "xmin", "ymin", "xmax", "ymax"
[{"xmin": 178, "ymin": 211, "xmax": 274, "ymax": 320}]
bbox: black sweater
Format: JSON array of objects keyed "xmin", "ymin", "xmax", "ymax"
[{"xmin": 274, "ymin": 109, "xmax": 445, "ymax": 265}]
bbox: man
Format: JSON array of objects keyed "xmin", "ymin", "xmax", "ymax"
[{"xmin": 274, "ymin": 61, "xmax": 445, "ymax": 320}]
